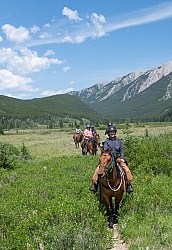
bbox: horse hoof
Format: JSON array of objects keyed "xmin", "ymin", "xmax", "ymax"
[
  {"xmin": 113, "ymin": 217, "xmax": 118, "ymax": 224},
  {"xmin": 109, "ymin": 223, "xmax": 113, "ymax": 229}
]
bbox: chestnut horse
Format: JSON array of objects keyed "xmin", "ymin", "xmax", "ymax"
[
  {"xmin": 73, "ymin": 133, "xmax": 83, "ymax": 148},
  {"xmin": 98, "ymin": 147, "xmax": 125, "ymax": 228},
  {"xmin": 82, "ymin": 134, "xmax": 100, "ymax": 155}
]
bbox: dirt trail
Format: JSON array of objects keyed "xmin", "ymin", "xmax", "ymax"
[{"xmin": 109, "ymin": 224, "xmax": 128, "ymax": 250}]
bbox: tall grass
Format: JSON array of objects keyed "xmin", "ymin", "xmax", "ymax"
[
  {"xmin": 0, "ymin": 128, "xmax": 172, "ymax": 249},
  {"xmin": 119, "ymin": 132, "xmax": 172, "ymax": 249},
  {"xmin": 0, "ymin": 156, "xmax": 113, "ymax": 249}
]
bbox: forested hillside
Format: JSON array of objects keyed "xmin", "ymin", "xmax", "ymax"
[{"xmin": 0, "ymin": 95, "xmax": 106, "ymax": 130}]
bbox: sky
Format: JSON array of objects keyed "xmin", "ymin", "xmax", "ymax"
[{"xmin": 0, "ymin": 0, "xmax": 172, "ymax": 100}]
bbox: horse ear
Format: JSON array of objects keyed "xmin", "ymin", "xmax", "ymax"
[{"xmin": 107, "ymin": 148, "xmax": 112, "ymax": 153}]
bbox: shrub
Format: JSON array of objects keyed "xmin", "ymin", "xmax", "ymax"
[{"xmin": 0, "ymin": 142, "xmax": 20, "ymax": 169}]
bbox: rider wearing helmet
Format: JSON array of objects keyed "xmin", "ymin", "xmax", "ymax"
[
  {"xmin": 90, "ymin": 125, "xmax": 133, "ymax": 194},
  {"xmin": 81, "ymin": 124, "xmax": 93, "ymax": 148},
  {"xmin": 91, "ymin": 125, "xmax": 97, "ymax": 136},
  {"xmin": 105, "ymin": 122, "xmax": 113, "ymax": 137}
]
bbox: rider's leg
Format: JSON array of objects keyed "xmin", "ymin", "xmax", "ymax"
[
  {"xmin": 90, "ymin": 166, "xmax": 99, "ymax": 193},
  {"xmin": 120, "ymin": 160, "xmax": 133, "ymax": 193}
]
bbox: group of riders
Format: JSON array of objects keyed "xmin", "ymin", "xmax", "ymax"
[
  {"xmin": 75, "ymin": 124, "xmax": 98, "ymax": 149},
  {"xmin": 74, "ymin": 123, "xmax": 134, "ymax": 194}
]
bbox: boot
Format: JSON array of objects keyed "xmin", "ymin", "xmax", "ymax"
[
  {"xmin": 126, "ymin": 184, "xmax": 133, "ymax": 194},
  {"xmin": 90, "ymin": 183, "xmax": 98, "ymax": 193}
]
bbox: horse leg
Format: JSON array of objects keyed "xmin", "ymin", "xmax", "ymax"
[
  {"xmin": 103, "ymin": 195, "xmax": 114, "ymax": 228},
  {"xmin": 109, "ymin": 208, "xmax": 114, "ymax": 229},
  {"xmin": 114, "ymin": 194, "xmax": 123, "ymax": 224},
  {"xmin": 109, "ymin": 197, "xmax": 114, "ymax": 228}
]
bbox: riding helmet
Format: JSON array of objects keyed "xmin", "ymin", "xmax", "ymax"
[
  {"xmin": 108, "ymin": 125, "xmax": 117, "ymax": 133},
  {"xmin": 86, "ymin": 124, "xmax": 91, "ymax": 128},
  {"xmin": 108, "ymin": 122, "xmax": 113, "ymax": 127}
]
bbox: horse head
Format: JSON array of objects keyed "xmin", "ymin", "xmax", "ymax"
[
  {"xmin": 98, "ymin": 148, "xmax": 115, "ymax": 177},
  {"xmin": 95, "ymin": 133, "xmax": 101, "ymax": 146}
]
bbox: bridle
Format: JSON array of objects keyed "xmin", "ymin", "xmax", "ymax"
[{"xmin": 99, "ymin": 153, "xmax": 125, "ymax": 192}]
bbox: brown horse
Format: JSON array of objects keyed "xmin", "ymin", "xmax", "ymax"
[
  {"xmin": 98, "ymin": 147, "xmax": 125, "ymax": 228},
  {"xmin": 82, "ymin": 134, "xmax": 100, "ymax": 155},
  {"xmin": 73, "ymin": 133, "xmax": 83, "ymax": 148}
]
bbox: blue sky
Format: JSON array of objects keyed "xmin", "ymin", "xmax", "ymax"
[{"xmin": 0, "ymin": 0, "xmax": 172, "ymax": 99}]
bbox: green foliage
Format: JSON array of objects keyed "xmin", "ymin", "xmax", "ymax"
[
  {"xmin": 0, "ymin": 142, "xmax": 20, "ymax": 169},
  {"xmin": 0, "ymin": 94, "xmax": 104, "ymax": 130},
  {"xmin": 1, "ymin": 131, "xmax": 172, "ymax": 249},
  {"xmin": 20, "ymin": 143, "xmax": 31, "ymax": 160},
  {"xmin": 0, "ymin": 142, "xmax": 31, "ymax": 169},
  {"xmin": 123, "ymin": 132, "xmax": 172, "ymax": 176},
  {"xmin": 119, "ymin": 132, "xmax": 172, "ymax": 249},
  {"xmin": 0, "ymin": 127, "xmax": 5, "ymax": 135},
  {"xmin": 0, "ymin": 156, "xmax": 113, "ymax": 249}
]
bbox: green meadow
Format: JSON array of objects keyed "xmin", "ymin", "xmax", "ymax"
[{"xmin": 0, "ymin": 123, "xmax": 172, "ymax": 249}]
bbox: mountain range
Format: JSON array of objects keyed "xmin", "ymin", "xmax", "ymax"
[
  {"xmin": 69, "ymin": 61, "xmax": 172, "ymax": 121},
  {"xmin": 0, "ymin": 61, "xmax": 172, "ymax": 124}
]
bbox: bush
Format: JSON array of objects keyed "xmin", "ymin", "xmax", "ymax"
[{"xmin": 0, "ymin": 142, "xmax": 20, "ymax": 169}]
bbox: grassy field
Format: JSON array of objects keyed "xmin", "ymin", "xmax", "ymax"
[
  {"xmin": 0, "ymin": 123, "xmax": 172, "ymax": 160},
  {"xmin": 0, "ymin": 122, "xmax": 172, "ymax": 249}
]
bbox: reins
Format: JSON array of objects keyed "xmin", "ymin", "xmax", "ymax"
[{"xmin": 99, "ymin": 153, "xmax": 125, "ymax": 192}]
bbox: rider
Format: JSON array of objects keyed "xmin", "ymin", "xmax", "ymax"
[
  {"xmin": 105, "ymin": 122, "xmax": 113, "ymax": 138},
  {"xmin": 82, "ymin": 124, "xmax": 93, "ymax": 148},
  {"xmin": 91, "ymin": 125, "xmax": 97, "ymax": 136},
  {"xmin": 75, "ymin": 125, "xmax": 82, "ymax": 134},
  {"xmin": 90, "ymin": 125, "xmax": 133, "ymax": 194}
]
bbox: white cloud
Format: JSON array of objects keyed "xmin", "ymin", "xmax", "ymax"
[
  {"xmin": 106, "ymin": 2, "xmax": 172, "ymax": 33},
  {"xmin": 0, "ymin": 36, "xmax": 3, "ymax": 42},
  {"xmin": 39, "ymin": 32, "xmax": 52, "ymax": 39},
  {"xmin": 90, "ymin": 13, "xmax": 106, "ymax": 37},
  {"xmin": 69, "ymin": 81, "xmax": 74, "ymax": 85},
  {"xmin": 43, "ymin": 23, "xmax": 51, "ymax": 28},
  {"xmin": 6, "ymin": 93, "xmax": 34, "ymax": 99},
  {"xmin": 30, "ymin": 25, "xmax": 40, "ymax": 34},
  {"xmin": 0, "ymin": 69, "xmax": 38, "ymax": 92},
  {"xmin": 63, "ymin": 66, "xmax": 71, "ymax": 72},
  {"xmin": 44, "ymin": 50, "xmax": 55, "ymax": 57},
  {"xmin": 2, "ymin": 24, "xmax": 30, "ymax": 43},
  {"xmin": 41, "ymin": 88, "xmax": 74, "ymax": 97},
  {"xmin": 24, "ymin": 2, "xmax": 172, "ymax": 47},
  {"xmin": 62, "ymin": 7, "xmax": 82, "ymax": 22},
  {"xmin": 0, "ymin": 47, "xmax": 63, "ymax": 75}
]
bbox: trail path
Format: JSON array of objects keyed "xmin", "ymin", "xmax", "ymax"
[{"xmin": 109, "ymin": 224, "xmax": 128, "ymax": 250}]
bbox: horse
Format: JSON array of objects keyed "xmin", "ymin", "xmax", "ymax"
[
  {"xmin": 82, "ymin": 134, "xmax": 100, "ymax": 155},
  {"xmin": 73, "ymin": 132, "xmax": 83, "ymax": 148},
  {"xmin": 98, "ymin": 147, "xmax": 126, "ymax": 228}
]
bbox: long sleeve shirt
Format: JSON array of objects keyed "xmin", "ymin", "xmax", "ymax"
[
  {"xmin": 83, "ymin": 129, "xmax": 93, "ymax": 139},
  {"xmin": 103, "ymin": 136, "xmax": 124, "ymax": 158}
]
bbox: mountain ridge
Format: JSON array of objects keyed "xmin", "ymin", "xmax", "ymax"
[{"xmin": 69, "ymin": 61, "xmax": 172, "ymax": 120}]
